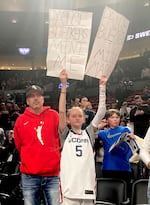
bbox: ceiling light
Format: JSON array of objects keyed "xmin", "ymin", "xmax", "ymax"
[
  {"xmin": 18, "ymin": 48, "xmax": 31, "ymax": 55},
  {"xmin": 144, "ymin": 1, "xmax": 150, "ymax": 7},
  {"xmin": 144, "ymin": 2, "xmax": 149, "ymax": 6},
  {"xmin": 11, "ymin": 19, "xmax": 17, "ymax": 24}
]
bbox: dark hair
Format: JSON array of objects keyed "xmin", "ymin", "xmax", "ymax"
[
  {"xmin": 120, "ymin": 119, "xmax": 127, "ymax": 126},
  {"xmin": 80, "ymin": 96, "xmax": 89, "ymax": 102}
]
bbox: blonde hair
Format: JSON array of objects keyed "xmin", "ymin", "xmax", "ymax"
[{"xmin": 67, "ymin": 106, "xmax": 85, "ymax": 117}]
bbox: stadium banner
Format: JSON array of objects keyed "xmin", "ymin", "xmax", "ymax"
[
  {"xmin": 46, "ymin": 9, "xmax": 92, "ymax": 80},
  {"xmin": 86, "ymin": 7, "xmax": 129, "ymax": 79}
]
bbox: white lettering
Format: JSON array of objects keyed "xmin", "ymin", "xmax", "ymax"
[
  {"xmin": 127, "ymin": 30, "xmax": 150, "ymax": 41},
  {"xmin": 126, "ymin": 35, "xmax": 134, "ymax": 41},
  {"xmin": 68, "ymin": 137, "xmax": 89, "ymax": 143},
  {"xmin": 135, "ymin": 33, "xmax": 140, "ymax": 39}
]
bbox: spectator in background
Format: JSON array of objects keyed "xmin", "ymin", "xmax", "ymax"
[
  {"xmin": 4, "ymin": 130, "xmax": 15, "ymax": 156},
  {"xmin": 130, "ymin": 95, "xmax": 150, "ymax": 138},
  {"xmin": 0, "ymin": 102, "xmax": 11, "ymax": 132},
  {"xmin": 0, "ymin": 128, "xmax": 8, "ymax": 162},
  {"xmin": 119, "ymin": 119, "xmax": 127, "ymax": 126},
  {"xmin": 86, "ymin": 101, "xmax": 95, "ymax": 112},
  {"xmin": 142, "ymin": 86, "xmax": 150, "ymax": 101},
  {"xmin": 0, "ymin": 127, "xmax": 5, "ymax": 145},
  {"xmin": 120, "ymin": 101, "xmax": 131, "ymax": 121},
  {"xmin": 1, "ymin": 130, "xmax": 16, "ymax": 162},
  {"xmin": 71, "ymin": 96, "xmax": 81, "ymax": 107},
  {"xmin": 111, "ymin": 102, "xmax": 118, "ymax": 109},
  {"xmin": 1, "ymin": 80, "xmax": 6, "ymax": 91},
  {"xmin": 141, "ymin": 67, "xmax": 150, "ymax": 80},
  {"xmin": 6, "ymin": 102, "xmax": 21, "ymax": 128},
  {"xmin": 80, "ymin": 96, "xmax": 95, "ymax": 129}
]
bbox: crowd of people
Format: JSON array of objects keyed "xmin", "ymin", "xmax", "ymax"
[{"xmin": 0, "ymin": 68, "xmax": 149, "ymax": 205}]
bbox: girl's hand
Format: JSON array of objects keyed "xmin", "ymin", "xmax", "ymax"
[
  {"xmin": 100, "ymin": 75, "xmax": 107, "ymax": 85},
  {"xmin": 59, "ymin": 69, "xmax": 68, "ymax": 84}
]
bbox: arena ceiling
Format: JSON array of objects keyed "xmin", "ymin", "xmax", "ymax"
[{"xmin": 0, "ymin": 0, "xmax": 150, "ymax": 70}]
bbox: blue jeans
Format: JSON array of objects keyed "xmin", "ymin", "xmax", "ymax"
[{"xmin": 21, "ymin": 174, "xmax": 60, "ymax": 205}]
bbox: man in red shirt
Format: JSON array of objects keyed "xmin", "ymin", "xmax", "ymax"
[{"xmin": 14, "ymin": 85, "xmax": 61, "ymax": 205}]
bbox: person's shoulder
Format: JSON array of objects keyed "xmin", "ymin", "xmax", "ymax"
[
  {"xmin": 15, "ymin": 112, "xmax": 24, "ymax": 120},
  {"xmin": 44, "ymin": 106, "xmax": 58, "ymax": 114},
  {"xmin": 119, "ymin": 125, "xmax": 131, "ymax": 133},
  {"xmin": 99, "ymin": 128, "xmax": 107, "ymax": 135},
  {"xmin": 85, "ymin": 109, "xmax": 95, "ymax": 115},
  {"xmin": 61, "ymin": 126, "xmax": 70, "ymax": 137}
]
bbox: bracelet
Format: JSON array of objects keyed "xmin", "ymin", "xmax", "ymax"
[{"xmin": 61, "ymin": 92, "xmax": 66, "ymax": 94}]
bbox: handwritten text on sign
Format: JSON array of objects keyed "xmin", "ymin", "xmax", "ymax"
[
  {"xmin": 46, "ymin": 9, "xmax": 92, "ymax": 80},
  {"xmin": 86, "ymin": 7, "xmax": 129, "ymax": 79}
]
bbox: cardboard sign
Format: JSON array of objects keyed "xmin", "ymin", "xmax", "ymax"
[
  {"xmin": 86, "ymin": 7, "xmax": 129, "ymax": 79},
  {"xmin": 46, "ymin": 9, "xmax": 92, "ymax": 80}
]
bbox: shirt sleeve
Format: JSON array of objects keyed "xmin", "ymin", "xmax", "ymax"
[
  {"xmin": 14, "ymin": 120, "xmax": 21, "ymax": 153},
  {"xmin": 60, "ymin": 126, "xmax": 70, "ymax": 146},
  {"xmin": 91, "ymin": 84, "xmax": 106, "ymax": 128},
  {"xmin": 139, "ymin": 127, "xmax": 150, "ymax": 166},
  {"xmin": 86, "ymin": 124, "xmax": 97, "ymax": 146},
  {"xmin": 124, "ymin": 126, "xmax": 131, "ymax": 134}
]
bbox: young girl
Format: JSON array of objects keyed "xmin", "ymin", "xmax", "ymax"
[{"xmin": 59, "ymin": 70, "xmax": 107, "ymax": 205}]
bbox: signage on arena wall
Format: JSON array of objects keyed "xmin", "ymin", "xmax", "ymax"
[{"xmin": 126, "ymin": 30, "xmax": 150, "ymax": 41}]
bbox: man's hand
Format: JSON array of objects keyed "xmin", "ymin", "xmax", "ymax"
[{"xmin": 135, "ymin": 110, "xmax": 144, "ymax": 116}]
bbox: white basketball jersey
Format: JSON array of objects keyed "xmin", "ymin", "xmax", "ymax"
[{"xmin": 60, "ymin": 129, "xmax": 96, "ymax": 199}]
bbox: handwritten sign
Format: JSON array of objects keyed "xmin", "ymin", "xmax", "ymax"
[
  {"xmin": 86, "ymin": 7, "xmax": 129, "ymax": 79},
  {"xmin": 46, "ymin": 9, "xmax": 92, "ymax": 80}
]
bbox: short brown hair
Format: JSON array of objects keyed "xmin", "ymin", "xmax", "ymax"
[{"xmin": 105, "ymin": 109, "xmax": 120, "ymax": 119}]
